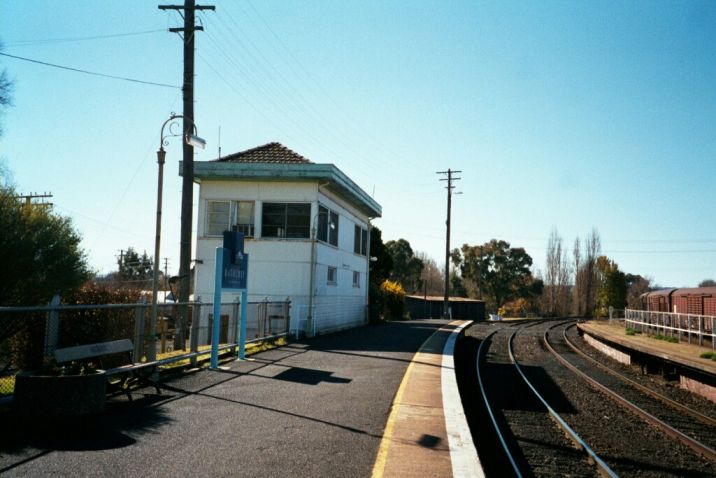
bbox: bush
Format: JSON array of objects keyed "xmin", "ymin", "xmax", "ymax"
[
  {"xmin": 11, "ymin": 283, "xmax": 144, "ymax": 371},
  {"xmin": 380, "ymin": 280, "xmax": 406, "ymax": 320}
]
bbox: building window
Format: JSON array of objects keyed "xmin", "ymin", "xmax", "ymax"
[
  {"xmin": 262, "ymin": 203, "xmax": 311, "ymax": 238},
  {"xmin": 354, "ymin": 225, "xmax": 368, "ymax": 256},
  {"xmin": 234, "ymin": 201, "xmax": 255, "ymax": 237},
  {"xmin": 353, "ymin": 271, "xmax": 360, "ymax": 288},
  {"xmin": 207, "ymin": 200, "xmax": 255, "ymax": 237},
  {"xmin": 317, "ymin": 205, "xmax": 339, "ymax": 247},
  {"xmin": 207, "ymin": 201, "xmax": 231, "ymax": 236},
  {"xmin": 327, "ymin": 267, "xmax": 337, "ymax": 285}
]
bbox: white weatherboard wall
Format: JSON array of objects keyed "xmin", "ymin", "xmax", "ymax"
[{"xmin": 194, "ymin": 179, "xmax": 370, "ymax": 337}]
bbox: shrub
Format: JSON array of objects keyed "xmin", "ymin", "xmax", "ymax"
[
  {"xmin": 380, "ymin": 280, "xmax": 406, "ymax": 320},
  {"xmin": 11, "ymin": 283, "xmax": 143, "ymax": 371}
]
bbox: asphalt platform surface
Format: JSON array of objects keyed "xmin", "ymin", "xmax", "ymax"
[{"xmin": 1, "ymin": 319, "xmax": 449, "ymax": 477}]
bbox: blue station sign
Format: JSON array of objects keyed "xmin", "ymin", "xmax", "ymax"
[{"xmin": 222, "ymin": 230, "xmax": 249, "ymax": 290}]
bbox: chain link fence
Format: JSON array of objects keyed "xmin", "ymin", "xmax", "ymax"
[{"xmin": 0, "ymin": 296, "xmax": 291, "ymax": 397}]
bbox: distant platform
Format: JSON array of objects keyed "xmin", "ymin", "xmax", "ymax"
[{"xmin": 578, "ymin": 319, "xmax": 716, "ymax": 376}]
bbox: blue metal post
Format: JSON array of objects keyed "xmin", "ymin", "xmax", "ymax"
[
  {"xmin": 238, "ymin": 290, "xmax": 248, "ymax": 359},
  {"xmin": 210, "ymin": 247, "xmax": 223, "ymax": 369}
]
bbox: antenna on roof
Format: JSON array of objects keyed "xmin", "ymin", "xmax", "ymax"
[{"xmin": 218, "ymin": 126, "xmax": 222, "ymax": 159}]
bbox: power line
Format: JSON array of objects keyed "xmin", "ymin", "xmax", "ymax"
[
  {"xmin": 5, "ymin": 29, "xmax": 166, "ymax": 46},
  {"xmin": 0, "ymin": 52, "xmax": 179, "ymax": 89}
]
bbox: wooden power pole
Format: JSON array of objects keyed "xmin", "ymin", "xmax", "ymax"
[
  {"xmin": 437, "ymin": 169, "xmax": 461, "ymax": 319},
  {"xmin": 158, "ymin": 0, "xmax": 214, "ymax": 348}
]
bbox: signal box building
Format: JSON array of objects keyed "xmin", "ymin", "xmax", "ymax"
[{"xmin": 184, "ymin": 143, "xmax": 382, "ymax": 336}]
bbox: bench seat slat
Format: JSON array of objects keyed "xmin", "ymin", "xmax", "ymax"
[
  {"xmin": 106, "ymin": 361, "xmax": 156, "ymax": 376},
  {"xmin": 54, "ymin": 339, "xmax": 134, "ymax": 363}
]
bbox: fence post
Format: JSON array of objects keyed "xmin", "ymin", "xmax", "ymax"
[
  {"xmin": 284, "ymin": 298, "xmax": 291, "ymax": 337},
  {"xmin": 699, "ymin": 316, "xmax": 704, "ymax": 346},
  {"xmin": 232, "ymin": 297, "xmax": 241, "ymax": 356},
  {"xmin": 43, "ymin": 294, "xmax": 61, "ymax": 359},
  {"xmin": 133, "ymin": 297, "xmax": 146, "ymax": 362},
  {"xmin": 238, "ymin": 290, "xmax": 248, "ymax": 360},
  {"xmin": 190, "ymin": 298, "xmax": 201, "ymax": 367}
]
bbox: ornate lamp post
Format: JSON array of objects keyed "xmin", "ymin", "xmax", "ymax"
[{"xmin": 149, "ymin": 114, "xmax": 205, "ymax": 361}]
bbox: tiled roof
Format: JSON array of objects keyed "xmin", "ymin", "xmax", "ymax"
[{"xmin": 214, "ymin": 142, "xmax": 313, "ymax": 164}]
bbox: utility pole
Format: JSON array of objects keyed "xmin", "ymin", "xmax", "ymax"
[
  {"xmin": 159, "ymin": 0, "xmax": 214, "ymax": 349},
  {"xmin": 163, "ymin": 257, "xmax": 170, "ymax": 289},
  {"xmin": 437, "ymin": 169, "xmax": 461, "ymax": 320},
  {"xmin": 13, "ymin": 192, "xmax": 53, "ymax": 207}
]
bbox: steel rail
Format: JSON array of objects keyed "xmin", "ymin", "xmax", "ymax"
[
  {"xmin": 544, "ymin": 324, "xmax": 716, "ymax": 463},
  {"xmin": 564, "ymin": 324, "xmax": 716, "ymax": 428},
  {"xmin": 475, "ymin": 329, "xmax": 523, "ymax": 478},
  {"xmin": 508, "ymin": 329, "xmax": 619, "ymax": 478}
]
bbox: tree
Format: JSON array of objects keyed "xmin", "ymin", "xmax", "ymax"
[
  {"xmin": 699, "ymin": 279, "xmax": 716, "ymax": 288},
  {"xmin": 572, "ymin": 229, "xmax": 601, "ymax": 317},
  {"xmin": 367, "ymin": 226, "xmax": 392, "ymax": 322},
  {"xmin": 385, "ymin": 238, "xmax": 424, "ymax": 293},
  {"xmin": 543, "ymin": 228, "xmax": 572, "ymax": 316},
  {"xmin": 368, "ymin": 226, "xmax": 392, "ymax": 290},
  {"xmin": 454, "ymin": 239, "xmax": 537, "ymax": 312},
  {"xmin": 0, "ymin": 41, "xmax": 13, "ymax": 137},
  {"xmin": 415, "ymin": 251, "xmax": 444, "ymax": 296},
  {"xmin": 1, "ymin": 185, "xmax": 90, "ymax": 368},
  {"xmin": 117, "ymin": 247, "xmax": 153, "ymax": 289},
  {"xmin": 595, "ymin": 256, "xmax": 626, "ymax": 317},
  {"xmin": 0, "ymin": 186, "xmax": 90, "ymax": 306},
  {"xmin": 626, "ymin": 273, "xmax": 651, "ymax": 309}
]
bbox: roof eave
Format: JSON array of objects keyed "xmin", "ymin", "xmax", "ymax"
[{"xmin": 183, "ymin": 161, "xmax": 382, "ymax": 218}]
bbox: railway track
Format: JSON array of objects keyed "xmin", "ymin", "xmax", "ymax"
[
  {"xmin": 461, "ymin": 319, "xmax": 716, "ymax": 477},
  {"xmin": 544, "ymin": 321, "xmax": 716, "ymax": 462},
  {"xmin": 473, "ymin": 319, "xmax": 610, "ymax": 477}
]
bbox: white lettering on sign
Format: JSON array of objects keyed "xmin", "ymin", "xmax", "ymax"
[{"xmin": 224, "ymin": 268, "xmax": 245, "ymax": 280}]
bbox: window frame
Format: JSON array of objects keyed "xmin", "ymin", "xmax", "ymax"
[
  {"xmin": 354, "ymin": 225, "xmax": 368, "ymax": 256},
  {"xmin": 352, "ymin": 271, "xmax": 360, "ymax": 288},
  {"xmin": 261, "ymin": 202, "xmax": 311, "ymax": 239},
  {"xmin": 206, "ymin": 200, "xmax": 255, "ymax": 238},
  {"xmin": 233, "ymin": 200, "xmax": 255, "ymax": 238},
  {"xmin": 327, "ymin": 266, "xmax": 337, "ymax": 285},
  {"xmin": 317, "ymin": 205, "xmax": 339, "ymax": 247},
  {"xmin": 206, "ymin": 200, "xmax": 231, "ymax": 237}
]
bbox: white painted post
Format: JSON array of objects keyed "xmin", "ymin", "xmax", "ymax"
[
  {"xmin": 211, "ymin": 247, "xmax": 223, "ymax": 369},
  {"xmin": 190, "ymin": 297, "xmax": 201, "ymax": 367},
  {"xmin": 133, "ymin": 297, "xmax": 146, "ymax": 362},
  {"xmin": 238, "ymin": 290, "xmax": 248, "ymax": 360}
]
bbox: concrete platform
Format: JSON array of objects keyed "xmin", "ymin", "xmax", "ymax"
[
  {"xmin": 578, "ymin": 319, "xmax": 716, "ymax": 375},
  {"xmin": 372, "ymin": 320, "xmax": 483, "ymax": 478}
]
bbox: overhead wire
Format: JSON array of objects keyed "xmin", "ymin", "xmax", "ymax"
[
  {"xmin": 4, "ymin": 29, "xmax": 166, "ymax": 46},
  {"xmin": 199, "ymin": 8, "xmax": 435, "ymax": 196},
  {"xmin": 241, "ymin": 0, "xmax": 414, "ymax": 167},
  {"xmin": 0, "ymin": 52, "xmax": 179, "ymax": 89},
  {"xmin": 213, "ymin": 10, "xmax": 389, "ymax": 172}
]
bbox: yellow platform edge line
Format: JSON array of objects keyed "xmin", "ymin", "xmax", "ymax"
[{"xmin": 371, "ymin": 327, "xmax": 443, "ymax": 478}]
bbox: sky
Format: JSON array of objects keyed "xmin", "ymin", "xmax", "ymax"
[{"xmin": 1, "ymin": 0, "xmax": 715, "ymax": 288}]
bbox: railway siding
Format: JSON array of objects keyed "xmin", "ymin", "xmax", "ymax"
[{"xmin": 578, "ymin": 320, "xmax": 716, "ymax": 403}]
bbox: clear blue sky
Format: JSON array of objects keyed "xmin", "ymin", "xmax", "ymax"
[{"xmin": 1, "ymin": 1, "xmax": 715, "ymax": 288}]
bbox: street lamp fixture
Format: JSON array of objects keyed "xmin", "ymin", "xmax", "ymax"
[
  {"xmin": 186, "ymin": 134, "xmax": 206, "ymax": 150},
  {"xmin": 149, "ymin": 114, "xmax": 206, "ymax": 361}
]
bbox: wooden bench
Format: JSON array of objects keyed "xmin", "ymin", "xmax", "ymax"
[{"xmin": 54, "ymin": 339, "xmax": 161, "ymax": 400}]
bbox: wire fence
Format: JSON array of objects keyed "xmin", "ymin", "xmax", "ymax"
[
  {"xmin": 0, "ymin": 296, "xmax": 291, "ymax": 397},
  {"xmin": 624, "ymin": 308, "xmax": 715, "ymax": 349}
]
